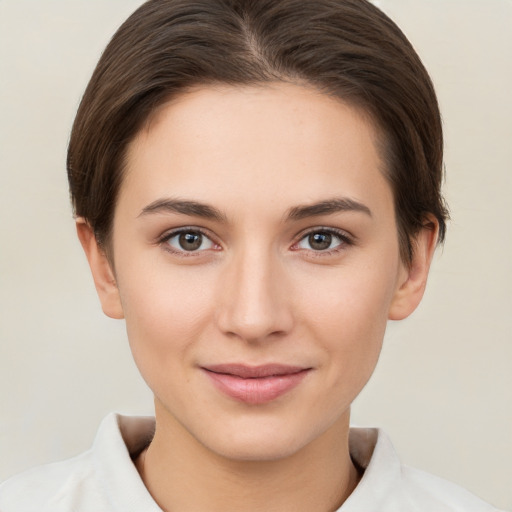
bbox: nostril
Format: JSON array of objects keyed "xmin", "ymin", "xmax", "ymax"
[{"xmin": 216, "ymin": 303, "xmax": 293, "ymax": 343}]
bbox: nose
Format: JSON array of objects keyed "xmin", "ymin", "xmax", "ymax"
[{"xmin": 215, "ymin": 247, "xmax": 294, "ymax": 343}]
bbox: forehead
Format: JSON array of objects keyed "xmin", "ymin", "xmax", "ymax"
[{"xmin": 121, "ymin": 83, "xmax": 392, "ymax": 220}]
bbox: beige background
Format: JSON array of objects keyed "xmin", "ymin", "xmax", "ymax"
[{"xmin": 0, "ymin": 1, "xmax": 510, "ymax": 509}]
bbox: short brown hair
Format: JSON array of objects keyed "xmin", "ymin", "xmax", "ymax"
[{"xmin": 67, "ymin": 0, "xmax": 448, "ymax": 263}]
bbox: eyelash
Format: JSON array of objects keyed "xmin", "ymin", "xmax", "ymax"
[
  {"xmin": 292, "ymin": 227, "xmax": 354, "ymax": 256},
  {"xmin": 157, "ymin": 226, "xmax": 354, "ymax": 257},
  {"xmin": 158, "ymin": 227, "xmax": 220, "ymax": 257}
]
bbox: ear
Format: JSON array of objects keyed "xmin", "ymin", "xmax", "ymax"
[
  {"xmin": 76, "ymin": 219, "xmax": 124, "ymax": 319},
  {"xmin": 388, "ymin": 217, "xmax": 439, "ymax": 321}
]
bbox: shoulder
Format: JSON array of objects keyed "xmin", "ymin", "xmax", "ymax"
[
  {"xmin": 0, "ymin": 449, "xmax": 105, "ymax": 512},
  {"xmin": 398, "ymin": 464, "xmax": 502, "ymax": 512},
  {"xmin": 344, "ymin": 427, "xmax": 504, "ymax": 512},
  {"xmin": 0, "ymin": 413, "xmax": 158, "ymax": 512}
]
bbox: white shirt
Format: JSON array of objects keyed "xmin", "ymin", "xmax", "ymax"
[{"xmin": 0, "ymin": 413, "xmax": 503, "ymax": 512}]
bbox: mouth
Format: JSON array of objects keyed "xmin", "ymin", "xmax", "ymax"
[{"xmin": 201, "ymin": 364, "xmax": 311, "ymax": 405}]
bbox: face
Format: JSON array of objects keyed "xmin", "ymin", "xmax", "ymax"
[{"xmin": 83, "ymin": 83, "xmax": 432, "ymax": 462}]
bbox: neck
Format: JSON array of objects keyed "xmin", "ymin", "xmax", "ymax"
[{"xmin": 137, "ymin": 406, "xmax": 360, "ymax": 512}]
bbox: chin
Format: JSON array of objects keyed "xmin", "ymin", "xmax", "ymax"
[
  {"xmin": 207, "ymin": 433, "xmax": 309, "ymax": 462},
  {"xmin": 195, "ymin": 414, "xmax": 335, "ymax": 463}
]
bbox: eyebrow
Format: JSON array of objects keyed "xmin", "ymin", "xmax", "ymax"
[
  {"xmin": 286, "ymin": 198, "xmax": 372, "ymax": 220},
  {"xmin": 138, "ymin": 198, "xmax": 227, "ymax": 222},
  {"xmin": 138, "ymin": 196, "xmax": 371, "ymax": 223}
]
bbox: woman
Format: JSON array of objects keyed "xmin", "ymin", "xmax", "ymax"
[{"xmin": 0, "ymin": 0, "xmax": 505, "ymax": 510}]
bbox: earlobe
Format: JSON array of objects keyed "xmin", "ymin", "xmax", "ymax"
[
  {"xmin": 76, "ymin": 219, "xmax": 124, "ymax": 319},
  {"xmin": 388, "ymin": 218, "xmax": 439, "ymax": 321}
]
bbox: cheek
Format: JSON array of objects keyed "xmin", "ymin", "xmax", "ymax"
[
  {"xmin": 115, "ymin": 259, "xmax": 217, "ymax": 380},
  {"xmin": 299, "ymin": 261, "xmax": 397, "ymax": 379},
  {"xmin": 302, "ymin": 263, "xmax": 396, "ymax": 337}
]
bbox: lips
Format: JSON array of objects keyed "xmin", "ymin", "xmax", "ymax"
[{"xmin": 201, "ymin": 364, "xmax": 311, "ymax": 405}]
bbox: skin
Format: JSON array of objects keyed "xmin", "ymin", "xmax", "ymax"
[{"xmin": 78, "ymin": 83, "xmax": 438, "ymax": 512}]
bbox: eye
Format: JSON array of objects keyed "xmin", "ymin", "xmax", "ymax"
[
  {"xmin": 163, "ymin": 229, "xmax": 217, "ymax": 253},
  {"xmin": 295, "ymin": 229, "xmax": 351, "ymax": 252}
]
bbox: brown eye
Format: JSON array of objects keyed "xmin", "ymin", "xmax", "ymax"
[
  {"xmin": 295, "ymin": 229, "xmax": 350, "ymax": 253},
  {"xmin": 179, "ymin": 232, "xmax": 203, "ymax": 251},
  {"xmin": 165, "ymin": 230, "xmax": 215, "ymax": 252},
  {"xmin": 308, "ymin": 232, "xmax": 332, "ymax": 251}
]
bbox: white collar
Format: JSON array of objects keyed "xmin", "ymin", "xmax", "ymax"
[{"xmin": 95, "ymin": 413, "xmax": 397, "ymax": 512}]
